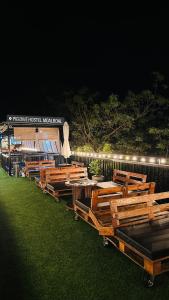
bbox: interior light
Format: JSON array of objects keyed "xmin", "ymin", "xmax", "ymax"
[{"xmin": 21, "ymin": 147, "xmax": 38, "ymax": 152}]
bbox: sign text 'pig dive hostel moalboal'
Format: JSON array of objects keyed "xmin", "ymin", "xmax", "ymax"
[
  {"xmin": 7, "ymin": 115, "xmax": 64, "ymax": 125},
  {"xmin": 0, "ymin": 115, "xmax": 67, "ymax": 175}
]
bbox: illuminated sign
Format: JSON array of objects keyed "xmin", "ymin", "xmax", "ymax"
[{"xmin": 7, "ymin": 115, "xmax": 64, "ymax": 125}]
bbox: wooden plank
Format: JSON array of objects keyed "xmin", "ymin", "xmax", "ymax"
[
  {"xmin": 45, "ymin": 166, "xmax": 86, "ymax": 175},
  {"xmin": 114, "ymin": 203, "xmax": 169, "ymax": 220},
  {"xmin": 96, "ymin": 186, "xmax": 125, "ymax": 196},
  {"xmin": 46, "ymin": 174, "xmax": 86, "ymax": 182},
  {"xmin": 111, "ymin": 191, "xmax": 169, "ymax": 208},
  {"xmin": 144, "ymin": 259, "xmax": 154, "ymax": 274},
  {"xmin": 119, "ymin": 241, "xmax": 125, "ymax": 252}
]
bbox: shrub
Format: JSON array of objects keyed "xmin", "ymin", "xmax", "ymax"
[
  {"xmin": 88, "ymin": 160, "xmax": 102, "ymax": 176},
  {"xmin": 76, "ymin": 144, "xmax": 94, "ymax": 152},
  {"xmin": 102, "ymin": 143, "xmax": 113, "ymax": 153}
]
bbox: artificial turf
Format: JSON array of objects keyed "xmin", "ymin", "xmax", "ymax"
[{"xmin": 0, "ymin": 167, "xmax": 169, "ymax": 300}]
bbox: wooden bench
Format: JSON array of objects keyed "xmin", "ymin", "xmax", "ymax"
[
  {"xmin": 74, "ymin": 185, "xmax": 125, "ymax": 224},
  {"xmin": 35, "ymin": 167, "xmax": 57, "ymax": 188},
  {"xmin": 25, "ymin": 160, "xmax": 55, "ymax": 179},
  {"xmin": 107, "ymin": 192, "xmax": 169, "ymax": 286},
  {"xmin": 75, "ymin": 190, "xmax": 169, "ymax": 286},
  {"xmin": 44, "ymin": 166, "xmax": 88, "ymax": 199},
  {"xmin": 112, "ymin": 169, "xmax": 147, "ymax": 185},
  {"xmin": 97, "ymin": 169, "xmax": 147, "ymax": 189},
  {"xmin": 35, "ymin": 165, "xmax": 83, "ymax": 189},
  {"xmin": 74, "ymin": 182, "xmax": 155, "ymax": 232}
]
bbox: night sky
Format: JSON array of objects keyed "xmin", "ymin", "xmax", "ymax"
[{"xmin": 1, "ymin": 4, "xmax": 169, "ymax": 121}]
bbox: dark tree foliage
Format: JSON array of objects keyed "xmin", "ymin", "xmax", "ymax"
[{"xmin": 46, "ymin": 73, "xmax": 169, "ymax": 156}]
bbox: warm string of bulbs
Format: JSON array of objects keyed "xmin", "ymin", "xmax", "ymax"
[{"xmin": 72, "ymin": 151, "xmax": 167, "ymax": 165}]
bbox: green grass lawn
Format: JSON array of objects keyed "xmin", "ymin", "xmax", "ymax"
[{"xmin": 0, "ymin": 167, "xmax": 169, "ymax": 300}]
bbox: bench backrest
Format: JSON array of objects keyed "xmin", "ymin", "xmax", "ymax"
[
  {"xmin": 110, "ymin": 191, "xmax": 169, "ymax": 228},
  {"xmin": 25, "ymin": 160, "xmax": 55, "ymax": 171},
  {"xmin": 91, "ymin": 182, "xmax": 155, "ymax": 212},
  {"xmin": 112, "ymin": 169, "xmax": 147, "ymax": 185},
  {"xmin": 125, "ymin": 182, "xmax": 155, "ymax": 197},
  {"xmin": 91, "ymin": 186, "xmax": 125, "ymax": 211},
  {"xmin": 45, "ymin": 166, "xmax": 87, "ymax": 183}
]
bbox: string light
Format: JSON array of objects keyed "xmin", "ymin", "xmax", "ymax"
[
  {"xmin": 160, "ymin": 158, "xmax": 166, "ymax": 164},
  {"xmin": 149, "ymin": 158, "xmax": 155, "ymax": 163},
  {"xmin": 74, "ymin": 151, "xmax": 169, "ymax": 165}
]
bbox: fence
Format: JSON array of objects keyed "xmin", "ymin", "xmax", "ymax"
[
  {"xmin": 0, "ymin": 152, "xmax": 65, "ymax": 175},
  {"xmin": 71, "ymin": 153, "xmax": 169, "ymax": 193}
]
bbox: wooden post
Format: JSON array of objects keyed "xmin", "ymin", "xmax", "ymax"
[{"xmin": 8, "ymin": 124, "xmax": 12, "ymax": 176}]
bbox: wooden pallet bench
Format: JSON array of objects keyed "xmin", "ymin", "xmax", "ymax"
[
  {"xmin": 35, "ymin": 167, "xmax": 57, "ymax": 189},
  {"xmin": 25, "ymin": 160, "xmax": 55, "ymax": 179},
  {"xmin": 106, "ymin": 192, "xmax": 169, "ymax": 286},
  {"xmin": 97, "ymin": 169, "xmax": 147, "ymax": 189},
  {"xmin": 75, "ymin": 187, "xmax": 169, "ymax": 286},
  {"xmin": 35, "ymin": 165, "xmax": 78, "ymax": 189},
  {"xmin": 44, "ymin": 166, "xmax": 88, "ymax": 199},
  {"xmin": 112, "ymin": 169, "xmax": 147, "ymax": 185},
  {"xmin": 74, "ymin": 182, "xmax": 155, "ymax": 233},
  {"xmin": 74, "ymin": 185, "xmax": 125, "ymax": 226}
]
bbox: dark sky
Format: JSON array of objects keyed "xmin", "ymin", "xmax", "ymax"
[{"xmin": 0, "ymin": 4, "xmax": 169, "ymax": 121}]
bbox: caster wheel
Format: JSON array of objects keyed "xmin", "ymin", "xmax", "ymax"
[
  {"xmin": 146, "ymin": 279, "xmax": 154, "ymax": 288},
  {"xmin": 143, "ymin": 272, "xmax": 155, "ymax": 288},
  {"xmin": 103, "ymin": 237, "xmax": 109, "ymax": 247}
]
